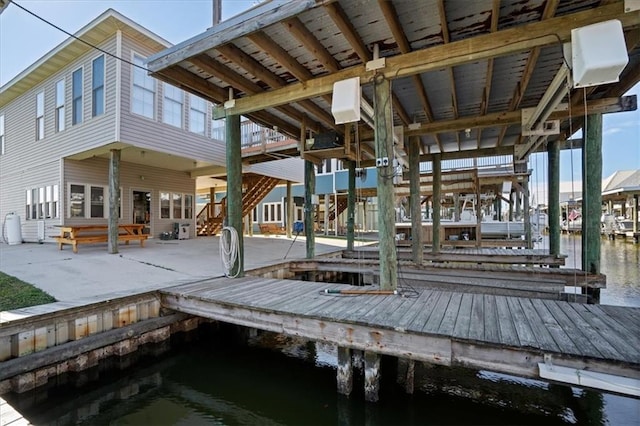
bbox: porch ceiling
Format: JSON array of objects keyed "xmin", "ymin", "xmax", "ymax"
[{"xmin": 146, "ymin": 0, "xmax": 640, "ymax": 165}]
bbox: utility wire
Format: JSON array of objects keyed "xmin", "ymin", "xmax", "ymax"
[{"xmin": 10, "ymin": 0, "xmax": 150, "ymax": 73}]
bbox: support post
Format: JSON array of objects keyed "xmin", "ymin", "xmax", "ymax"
[
  {"xmin": 432, "ymin": 154, "xmax": 442, "ymax": 254},
  {"xmin": 108, "ymin": 149, "xmax": 121, "ymax": 254},
  {"xmin": 582, "ymin": 113, "xmax": 602, "ymax": 275},
  {"xmin": 548, "ymin": 139, "xmax": 560, "ymax": 257},
  {"xmin": 373, "ymin": 75, "xmax": 397, "ymax": 290},
  {"xmin": 323, "ymin": 195, "xmax": 330, "ymax": 236},
  {"xmin": 634, "ymin": 194, "xmax": 639, "ymax": 237},
  {"xmin": 396, "ymin": 358, "xmax": 415, "ymax": 394},
  {"xmin": 286, "ymin": 181, "xmax": 293, "ymax": 238},
  {"xmin": 347, "ymin": 161, "xmax": 356, "ymax": 251},
  {"xmin": 337, "ymin": 346, "xmax": 353, "ymax": 396},
  {"xmin": 476, "ymin": 175, "xmax": 482, "ymax": 248},
  {"xmin": 515, "ymin": 187, "xmax": 522, "ymax": 220},
  {"xmin": 226, "ymin": 114, "xmax": 244, "ymax": 277},
  {"xmin": 364, "ymin": 351, "xmax": 381, "ymax": 403},
  {"xmin": 509, "ymin": 189, "xmax": 514, "ymax": 221},
  {"xmin": 209, "ymin": 187, "xmax": 216, "ymax": 236},
  {"xmin": 409, "ymin": 136, "xmax": 423, "ymax": 264},
  {"xmin": 524, "ymin": 175, "xmax": 532, "ymax": 248},
  {"xmin": 303, "ymin": 122, "xmax": 315, "ymax": 259}
]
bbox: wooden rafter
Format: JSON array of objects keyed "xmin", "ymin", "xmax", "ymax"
[
  {"xmin": 437, "ymin": 0, "xmax": 460, "ymax": 150},
  {"xmin": 377, "ymin": 0, "xmax": 442, "ymax": 151},
  {"xmin": 496, "ymin": 0, "xmax": 559, "ymax": 147},
  {"xmin": 477, "ymin": 0, "xmax": 501, "ymax": 149},
  {"xmin": 210, "ymin": 4, "xmax": 636, "ymax": 119},
  {"xmin": 281, "ymin": 17, "xmax": 341, "ymax": 73}
]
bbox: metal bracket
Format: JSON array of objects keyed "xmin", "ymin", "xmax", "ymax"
[
  {"xmin": 521, "ymin": 107, "xmax": 561, "ymax": 136},
  {"xmin": 366, "ymin": 58, "xmax": 386, "ymax": 72}
]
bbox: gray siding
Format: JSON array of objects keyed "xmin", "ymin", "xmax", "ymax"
[
  {"xmin": 119, "ymin": 37, "xmax": 227, "ymax": 165},
  {"xmin": 64, "ymin": 157, "xmax": 195, "ymax": 239}
]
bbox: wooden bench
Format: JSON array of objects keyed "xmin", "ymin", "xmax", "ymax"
[
  {"xmin": 54, "ymin": 224, "xmax": 148, "ymax": 253},
  {"xmin": 259, "ymin": 223, "xmax": 286, "ymax": 236}
]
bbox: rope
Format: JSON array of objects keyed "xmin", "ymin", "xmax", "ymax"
[{"xmin": 220, "ymin": 226, "xmax": 240, "ymax": 277}]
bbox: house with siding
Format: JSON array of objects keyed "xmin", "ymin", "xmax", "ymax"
[{"xmin": 0, "ymin": 9, "xmax": 303, "ymax": 244}]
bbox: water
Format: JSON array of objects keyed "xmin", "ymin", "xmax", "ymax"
[{"xmin": 3, "ymin": 237, "xmax": 639, "ymax": 425}]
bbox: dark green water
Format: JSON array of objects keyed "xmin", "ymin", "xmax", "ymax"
[
  {"xmin": 5, "ymin": 324, "xmax": 638, "ymax": 426},
  {"xmin": 4, "ymin": 236, "xmax": 639, "ymax": 425}
]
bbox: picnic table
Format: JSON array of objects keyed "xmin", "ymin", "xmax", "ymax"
[{"xmin": 54, "ymin": 224, "xmax": 148, "ymax": 253}]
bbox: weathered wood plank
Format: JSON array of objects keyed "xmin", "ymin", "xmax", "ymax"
[
  {"xmin": 405, "ymin": 291, "xmax": 445, "ymax": 333},
  {"xmin": 584, "ymin": 305, "xmax": 640, "ymax": 351},
  {"xmin": 530, "ymin": 298, "xmax": 580, "ymax": 355},
  {"xmin": 468, "ymin": 294, "xmax": 486, "ymax": 342},
  {"xmin": 560, "ymin": 303, "xmax": 623, "ymax": 361},
  {"xmin": 599, "ymin": 305, "xmax": 640, "ymax": 330},
  {"xmin": 572, "ymin": 304, "xmax": 640, "ymax": 363},
  {"xmin": 483, "ymin": 295, "xmax": 501, "ymax": 344},
  {"xmin": 437, "ymin": 292, "xmax": 463, "ymax": 336},
  {"xmin": 517, "ymin": 298, "xmax": 559, "ymax": 352},
  {"xmin": 494, "ymin": 296, "xmax": 520, "ymax": 346},
  {"xmin": 506, "ymin": 297, "xmax": 538, "ymax": 348},
  {"xmin": 393, "ymin": 290, "xmax": 434, "ymax": 331},
  {"xmin": 374, "ymin": 295, "xmax": 424, "ymax": 329},
  {"xmin": 541, "ymin": 299, "xmax": 603, "ymax": 359},
  {"xmin": 452, "ymin": 293, "xmax": 473, "ymax": 340},
  {"xmin": 423, "ymin": 292, "xmax": 453, "ymax": 334}
]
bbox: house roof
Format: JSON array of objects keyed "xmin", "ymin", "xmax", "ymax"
[
  {"xmin": 602, "ymin": 169, "xmax": 640, "ymax": 195},
  {"xmin": 0, "ymin": 9, "xmax": 171, "ymax": 108},
  {"xmin": 146, "ymin": 0, "xmax": 640, "ymax": 166}
]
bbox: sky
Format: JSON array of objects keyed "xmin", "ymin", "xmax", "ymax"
[{"xmin": 1, "ymin": 0, "xmax": 638, "ymax": 202}]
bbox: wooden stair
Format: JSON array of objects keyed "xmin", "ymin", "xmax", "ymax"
[{"xmin": 197, "ymin": 175, "xmax": 280, "ymax": 236}]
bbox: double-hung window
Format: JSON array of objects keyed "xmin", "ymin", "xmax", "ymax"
[
  {"xmin": 132, "ymin": 54, "xmax": 155, "ymax": 118},
  {"xmin": 163, "ymin": 83, "xmax": 183, "ymax": 128},
  {"xmin": 189, "ymin": 94, "xmax": 206, "ymax": 135},
  {"xmin": 36, "ymin": 91, "xmax": 44, "ymax": 140},
  {"xmin": 26, "ymin": 185, "xmax": 59, "ymax": 220},
  {"xmin": 68, "ymin": 184, "xmax": 106, "ymax": 218},
  {"xmin": 72, "ymin": 68, "xmax": 83, "ymax": 125},
  {"xmin": 92, "ymin": 55, "xmax": 105, "ymax": 117},
  {"xmin": 263, "ymin": 202, "xmax": 282, "ymax": 223},
  {"xmin": 55, "ymin": 79, "xmax": 65, "ymax": 132},
  {"xmin": 160, "ymin": 192, "xmax": 193, "ymax": 219}
]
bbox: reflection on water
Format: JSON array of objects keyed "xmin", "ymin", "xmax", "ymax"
[
  {"xmin": 556, "ymin": 234, "xmax": 640, "ymax": 307},
  {"xmin": 4, "ymin": 325, "xmax": 639, "ymax": 426}
]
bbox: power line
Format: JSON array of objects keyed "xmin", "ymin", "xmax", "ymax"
[{"xmin": 10, "ymin": 0, "xmax": 151, "ymax": 73}]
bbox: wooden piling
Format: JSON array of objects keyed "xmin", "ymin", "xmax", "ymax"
[
  {"xmin": 548, "ymin": 139, "xmax": 560, "ymax": 257},
  {"xmin": 337, "ymin": 346, "xmax": 353, "ymax": 396},
  {"xmin": 226, "ymin": 114, "xmax": 244, "ymax": 277},
  {"xmin": 582, "ymin": 113, "xmax": 602, "ymax": 275},
  {"xmin": 364, "ymin": 351, "xmax": 381, "ymax": 402},
  {"xmin": 108, "ymin": 149, "xmax": 121, "ymax": 254},
  {"xmin": 347, "ymin": 160, "xmax": 355, "ymax": 251},
  {"xmin": 432, "ymin": 154, "xmax": 442, "ymax": 254},
  {"xmin": 409, "ymin": 136, "xmax": 423, "ymax": 264}
]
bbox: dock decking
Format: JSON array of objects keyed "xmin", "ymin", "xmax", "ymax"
[{"xmin": 160, "ymin": 276, "xmax": 639, "ymax": 395}]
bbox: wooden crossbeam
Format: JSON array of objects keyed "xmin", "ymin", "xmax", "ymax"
[
  {"xmin": 476, "ymin": 0, "xmax": 501, "ymax": 149},
  {"xmin": 211, "ymin": 3, "xmax": 636, "ymax": 118}
]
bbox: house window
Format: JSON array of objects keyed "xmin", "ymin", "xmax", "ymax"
[
  {"xmin": 263, "ymin": 202, "xmax": 282, "ymax": 223},
  {"xmin": 90, "ymin": 186, "xmax": 105, "ymax": 218},
  {"xmin": 36, "ymin": 91, "xmax": 44, "ymax": 140},
  {"xmin": 211, "ymin": 117, "xmax": 225, "ymax": 140},
  {"xmin": 55, "ymin": 79, "xmax": 65, "ymax": 132},
  {"xmin": 189, "ymin": 94, "xmax": 206, "ymax": 135},
  {"xmin": 26, "ymin": 185, "xmax": 59, "ymax": 220},
  {"xmin": 69, "ymin": 184, "xmax": 85, "ymax": 217},
  {"xmin": 163, "ymin": 83, "xmax": 183, "ymax": 128},
  {"xmin": 0, "ymin": 115, "xmax": 4, "ymax": 155},
  {"xmin": 132, "ymin": 54, "xmax": 155, "ymax": 118},
  {"xmin": 295, "ymin": 206, "xmax": 303, "ymax": 222},
  {"xmin": 160, "ymin": 192, "xmax": 170, "ymax": 219},
  {"xmin": 184, "ymin": 194, "xmax": 193, "ymax": 219},
  {"xmin": 72, "ymin": 68, "xmax": 83, "ymax": 125},
  {"xmin": 173, "ymin": 193, "xmax": 182, "ymax": 219},
  {"xmin": 92, "ymin": 55, "xmax": 105, "ymax": 117},
  {"xmin": 252, "ymin": 207, "xmax": 258, "ymax": 222}
]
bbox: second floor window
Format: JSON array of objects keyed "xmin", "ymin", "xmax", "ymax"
[
  {"xmin": 189, "ymin": 94, "xmax": 206, "ymax": 135},
  {"xmin": 92, "ymin": 55, "xmax": 105, "ymax": 117},
  {"xmin": 55, "ymin": 79, "xmax": 65, "ymax": 132},
  {"xmin": 132, "ymin": 54, "xmax": 155, "ymax": 118},
  {"xmin": 0, "ymin": 115, "xmax": 5, "ymax": 155},
  {"xmin": 163, "ymin": 83, "xmax": 183, "ymax": 128},
  {"xmin": 72, "ymin": 68, "xmax": 83, "ymax": 125},
  {"xmin": 36, "ymin": 91, "xmax": 44, "ymax": 140}
]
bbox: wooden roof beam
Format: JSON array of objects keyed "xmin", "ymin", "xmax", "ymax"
[
  {"xmin": 213, "ymin": 3, "xmax": 638, "ymax": 118},
  {"xmin": 324, "ymin": 2, "xmax": 370, "ymax": 62},
  {"xmin": 437, "ymin": 0, "xmax": 460, "ymax": 151},
  {"xmin": 282, "ymin": 17, "xmax": 341, "ymax": 73},
  {"xmin": 497, "ymin": 0, "xmax": 559, "ymax": 147},
  {"xmin": 377, "ymin": 0, "xmax": 441, "ymax": 150},
  {"xmin": 477, "ymin": 0, "xmax": 501, "ymax": 149}
]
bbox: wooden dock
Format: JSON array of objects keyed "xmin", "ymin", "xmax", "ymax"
[
  {"xmin": 344, "ymin": 247, "xmax": 567, "ymax": 266},
  {"xmin": 160, "ymin": 276, "xmax": 640, "ymax": 400}
]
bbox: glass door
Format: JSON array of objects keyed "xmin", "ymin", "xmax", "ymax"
[{"xmin": 132, "ymin": 190, "xmax": 151, "ymax": 235}]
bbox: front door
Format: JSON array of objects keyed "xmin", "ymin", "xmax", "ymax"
[{"xmin": 132, "ymin": 190, "xmax": 151, "ymax": 235}]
